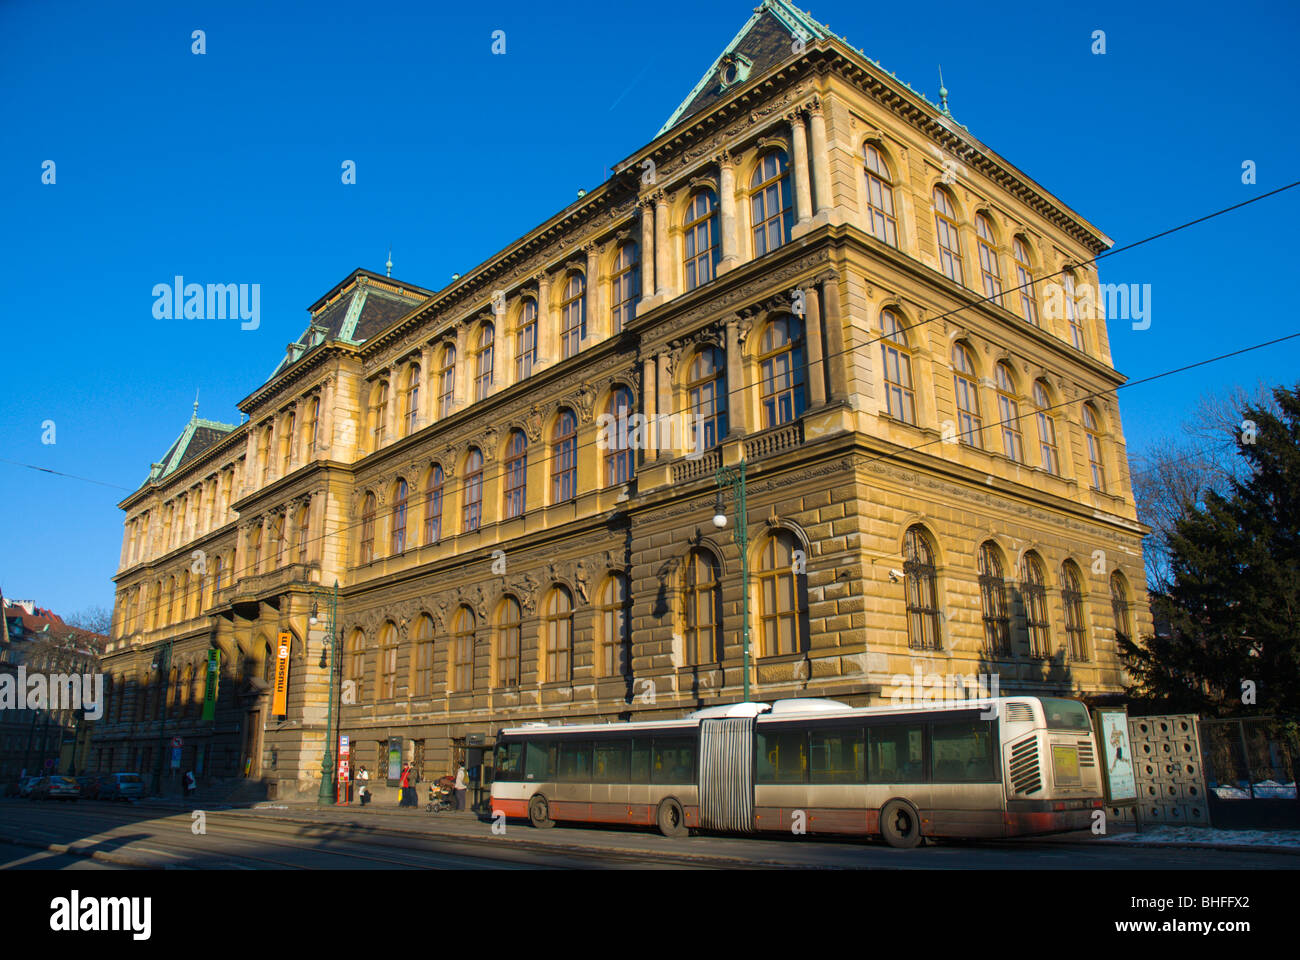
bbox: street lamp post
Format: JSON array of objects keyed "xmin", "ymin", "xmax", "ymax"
[
  {"xmin": 151, "ymin": 638, "xmax": 174, "ymax": 796},
  {"xmin": 315, "ymin": 580, "xmax": 339, "ymax": 806},
  {"xmin": 713, "ymin": 460, "xmax": 751, "ymax": 703}
]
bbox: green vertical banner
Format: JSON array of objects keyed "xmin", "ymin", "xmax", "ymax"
[{"xmin": 201, "ymin": 649, "xmax": 220, "ymax": 721}]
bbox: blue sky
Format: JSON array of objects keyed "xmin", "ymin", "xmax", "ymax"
[{"xmin": 1, "ymin": 0, "xmax": 1297, "ymax": 616}]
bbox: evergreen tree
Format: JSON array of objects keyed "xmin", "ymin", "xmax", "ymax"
[{"xmin": 1120, "ymin": 383, "xmax": 1300, "ymax": 716}]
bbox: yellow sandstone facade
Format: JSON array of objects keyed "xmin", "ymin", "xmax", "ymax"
[{"xmin": 96, "ymin": 1, "xmax": 1149, "ymax": 797}]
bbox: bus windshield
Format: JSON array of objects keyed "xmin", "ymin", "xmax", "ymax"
[{"xmin": 1039, "ymin": 698, "xmax": 1090, "ymax": 732}]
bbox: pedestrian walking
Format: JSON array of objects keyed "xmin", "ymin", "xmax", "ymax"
[
  {"xmin": 399, "ymin": 762, "xmax": 411, "ymax": 807},
  {"xmin": 454, "ymin": 762, "xmax": 467, "ymax": 812},
  {"xmin": 357, "ymin": 765, "xmax": 370, "ymax": 806}
]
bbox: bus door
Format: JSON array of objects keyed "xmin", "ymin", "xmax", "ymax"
[{"xmin": 698, "ymin": 717, "xmax": 755, "ymax": 832}]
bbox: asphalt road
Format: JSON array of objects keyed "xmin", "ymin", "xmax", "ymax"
[{"xmin": 0, "ymin": 799, "xmax": 1295, "ymax": 869}]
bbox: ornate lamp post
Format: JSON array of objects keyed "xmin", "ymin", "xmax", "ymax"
[
  {"xmin": 313, "ymin": 580, "xmax": 339, "ymax": 806},
  {"xmin": 713, "ymin": 460, "xmax": 751, "ymax": 703}
]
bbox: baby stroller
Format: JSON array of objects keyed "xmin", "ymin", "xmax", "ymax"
[{"xmin": 426, "ymin": 776, "xmax": 455, "ymax": 813}]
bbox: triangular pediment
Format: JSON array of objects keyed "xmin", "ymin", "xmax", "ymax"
[{"xmin": 658, "ymin": 0, "xmax": 832, "ymax": 136}]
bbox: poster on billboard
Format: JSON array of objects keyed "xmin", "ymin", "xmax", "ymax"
[{"xmin": 1094, "ymin": 707, "xmax": 1138, "ymax": 804}]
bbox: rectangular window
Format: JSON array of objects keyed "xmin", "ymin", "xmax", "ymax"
[
  {"xmin": 557, "ymin": 740, "xmax": 593, "ymax": 782},
  {"xmin": 524, "ymin": 740, "xmax": 556, "ymax": 782},
  {"xmin": 630, "ymin": 738, "xmax": 651, "ymax": 783},
  {"xmin": 809, "ymin": 726, "xmax": 865, "ymax": 784},
  {"xmin": 650, "ymin": 737, "xmax": 696, "ymax": 784},
  {"xmin": 496, "ymin": 742, "xmax": 524, "ymax": 781},
  {"xmin": 593, "ymin": 739, "xmax": 630, "ymax": 784},
  {"xmin": 930, "ymin": 721, "xmax": 997, "ymax": 782},
  {"xmin": 867, "ymin": 723, "xmax": 926, "ymax": 783},
  {"xmin": 756, "ymin": 727, "xmax": 808, "ymax": 783}
]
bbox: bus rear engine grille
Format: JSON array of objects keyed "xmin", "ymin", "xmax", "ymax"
[
  {"xmin": 1009, "ymin": 737, "xmax": 1042, "ymax": 795},
  {"xmin": 1077, "ymin": 740, "xmax": 1095, "ymax": 767}
]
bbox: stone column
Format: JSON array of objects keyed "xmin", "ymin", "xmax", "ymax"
[
  {"xmin": 717, "ymin": 152, "xmax": 740, "ymax": 274},
  {"xmin": 267, "ymin": 416, "xmax": 281, "ymax": 484},
  {"xmin": 638, "ymin": 198, "xmax": 656, "ymax": 304},
  {"xmin": 817, "ymin": 272, "xmax": 848, "ymax": 401},
  {"xmin": 808, "ymin": 98, "xmax": 833, "ymax": 219},
  {"xmin": 319, "ymin": 376, "xmax": 335, "ymax": 459},
  {"xmin": 385, "ymin": 363, "xmax": 400, "ymax": 438},
  {"xmin": 656, "ymin": 351, "xmax": 673, "ymax": 459},
  {"xmin": 585, "ymin": 243, "xmax": 602, "ymax": 342},
  {"xmin": 535, "ymin": 273, "xmax": 553, "ymax": 369},
  {"xmin": 654, "ymin": 191, "xmax": 671, "ymax": 299},
  {"xmin": 291, "ymin": 398, "xmax": 306, "ymax": 468},
  {"xmin": 641, "ymin": 355, "xmax": 657, "ymax": 459},
  {"xmin": 493, "ymin": 298, "xmax": 512, "ymax": 391},
  {"xmin": 790, "ymin": 111, "xmax": 813, "ymax": 229},
  {"xmin": 725, "ymin": 317, "xmax": 748, "ymax": 435},
  {"xmin": 803, "ymin": 286, "xmax": 827, "ymax": 407},
  {"xmin": 454, "ymin": 324, "xmax": 470, "ymax": 410},
  {"xmin": 417, "ymin": 346, "xmax": 433, "ymax": 428},
  {"xmin": 284, "ymin": 501, "xmax": 299, "ymax": 568}
]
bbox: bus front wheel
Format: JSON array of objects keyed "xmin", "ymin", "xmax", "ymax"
[
  {"xmin": 528, "ymin": 795, "xmax": 554, "ymax": 829},
  {"xmin": 657, "ymin": 798, "xmax": 688, "ymax": 838},
  {"xmin": 879, "ymin": 799, "xmax": 922, "ymax": 849}
]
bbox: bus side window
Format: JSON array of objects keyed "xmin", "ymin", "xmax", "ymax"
[
  {"xmin": 757, "ymin": 728, "xmax": 808, "ymax": 783},
  {"xmin": 594, "ymin": 739, "xmax": 630, "ymax": 783},
  {"xmin": 524, "ymin": 740, "xmax": 554, "ymax": 782},
  {"xmin": 930, "ymin": 721, "xmax": 996, "ymax": 782},
  {"xmin": 651, "ymin": 737, "xmax": 695, "ymax": 784},
  {"xmin": 559, "ymin": 740, "xmax": 593, "ymax": 782},
  {"xmin": 498, "ymin": 742, "xmax": 524, "ymax": 780},
  {"xmin": 810, "ymin": 726, "xmax": 864, "ymax": 784},
  {"xmin": 867, "ymin": 724, "xmax": 926, "ymax": 783},
  {"xmin": 631, "ymin": 738, "xmax": 651, "ymax": 783}
]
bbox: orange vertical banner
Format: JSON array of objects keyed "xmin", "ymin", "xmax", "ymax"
[{"xmin": 272, "ymin": 631, "xmax": 292, "ymax": 716}]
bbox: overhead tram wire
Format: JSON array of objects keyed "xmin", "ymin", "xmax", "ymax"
[{"xmin": 44, "ymin": 184, "xmax": 1300, "ymax": 630}]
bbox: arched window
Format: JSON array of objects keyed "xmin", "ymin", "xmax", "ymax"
[
  {"xmin": 758, "ymin": 315, "xmax": 805, "ymax": 429},
  {"xmin": 862, "ymin": 143, "xmax": 898, "ymax": 246},
  {"xmin": 180, "ymin": 664, "xmax": 193, "ymax": 714},
  {"xmin": 880, "ymin": 310, "xmax": 916, "ymax": 424},
  {"xmin": 496, "ymin": 597, "xmax": 521, "ymax": 688},
  {"xmin": 295, "ymin": 502, "xmax": 310, "ymax": 564},
  {"xmin": 281, "ymin": 412, "xmax": 295, "ymax": 473},
  {"xmin": 358, "ymin": 492, "xmax": 376, "ymax": 564},
  {"xmin": 474, "ymin": 322, "xmax": 494, "ymax": 401},
  {"xmin": 1110, "ymin": 573, "xmax": 1132, "ymax": 649},
  {"xmin": 250, "ymin": 522, "xmax": 264, "ymax": 574},
  {"xmin": 978, "ymin": 542, "xmax": 1010, "ymax": 658},
  {"xmin": 1061, "ymin": 561, "xmax": 1088, "ymax": 660},
  {"xmin": 1033, "ymin": 381, "xmax": 1060, "ymax": 475},
  {"xmin": 168, "ymin": 664, "xmax": 181, "ymax": 714},
  {"xmin": 750, "ymin": 150, "xmax": 793, "ymax": 255},
  {"xmin": 688, "ymin": 346, "xmax": 727, "ymax": 451},
  {"xmin": 952, "ymin": 342, "xmax": 982, "ymax": 448},
  {"xmin": 403, "ymin": 364, "xmax": 420, "ymax": 435},
  {"xmin": 551, "ymin": 410, "xmax": 577, "ymax": 503},
  {"xmin": 503, "ymin": 430, "xmax": 528, "ymax": 519},
  {"xmin": 451, "ymin": 606, "xmax": 475, "ymax": 692},
  {"xmin": 177, "ymin": 570, "xmax": 189, "ymax": 621},
  {"xmin": 604, "ymin": 386, "xmax": 634, "ymax": 486},
  {"xmin": 1020, "ymin": 552, "xmax": 1050, "ymax": 658},
  {"xmin": 975, "ymin": 213, "xmax": 1002, "ymax": 304},
  {"xmin": 378, "ymin": 621, "xmax": 398, "ymax": 699},
  {"xmin": 305, "ymin": 395, "xmax": 320, "ymax": 453},
  {"xmin": 611, "ymin": 242, "xmax": 639, "ymax": 334},
  {"xmin": 345, "ymin": 629, "xmax": 366, "ymax": 702},
  {"xmin": 270, "ymin": 514, "xmax": 286, "ymax": 568},
  {"xmin": 903, "ymin": 526, "xmax": 941, "ymax": 650},
  {"xmin": 544, "ymin": 586, "xmax": 573, "ymax": 682},
  {"xmin": 515, "ymin": 298, "xmax": 537, "ymax": 380},
  {"xmin": 371, "ymin": 380, "xmax": 389, "ymax": 448},
  {"xmin": 1013, "ymin": 237, "xmax": 1038, "ymax": 325},
  {"xmin": 933, "ymin": 187, "xmax": 963, "ymax": 284},
  {"xmin": 1063, "ymin": 269, "xmax": 1085, "ymax": 350},
  {"xmin": 597, "ymin": 573, "xmax": 630, "ymax": 678},
  {"xmin": 995, "ymin": 362, "xmax": 1023, "ymax": 462},
  {"xmin": 756, "ymin": 531, "xmax": 808, "ymax": 656},
  {"xmin": 1083, "ymin": 404, "xmax": 1106, "ymax": 491},
  {"xmin": 462, "ymin": 448, "xmax": 483, "ymax": 532},
  {"xmin": 424, "ymin": 465, "xmax": 444, "ymax": 544},
  {"xmin": 212, "ymin": 554, "xmax": 224, "ymax": 606},
  {"xmin": 412, "ymin": 615, "xmax": 435, "ymax": 697},
  {"xmin": 684, "ymin": 189, "xmax": 720, "ymax": 291},
  {"xmin": 437, "ymin": 344, "xmax": 456, "ymax": 418},
  {"xmin": 683, "ymin": 548, "xmax": 721, "ymax": 665},
  {"xmin": 560, "ymin": 273, "xmax": 586, "ymax": 360},
  {"xmin": 391, "ymin": 479, "xmax": 408, "ymax": 554}
]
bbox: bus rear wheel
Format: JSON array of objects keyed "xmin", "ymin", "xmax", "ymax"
[
  {"xmin": 657, "ymin": 798, "xmax": 688, "ymax": 838},
  {"xmin": 528, "ymin": 795, "xmax": 554, "ymax": 829},
  {"xmin": 879, "ymin": 799, "xmax": 922, "ymax": 849}
]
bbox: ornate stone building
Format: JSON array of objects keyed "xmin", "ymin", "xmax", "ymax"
[{"xmin": 96, "ymin": 0, "xmax": 1150, "ymax": 797}]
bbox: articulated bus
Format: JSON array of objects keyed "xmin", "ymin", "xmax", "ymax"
[{"xmin": 490, "ymin": 696, "xmax": 1102, "ymax": 847}]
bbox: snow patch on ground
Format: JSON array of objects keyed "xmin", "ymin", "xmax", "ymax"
[
  {"xmin": 1211, "ymin": 781, "xmax": 1297, "ymax": 799},
  {"xmin": 1103, "ymin": 825, "xmax": 1300, "ymax": 848}
]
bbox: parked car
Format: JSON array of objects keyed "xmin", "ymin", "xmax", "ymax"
[
  {"xmin": 75, "ymin": 776, "xmax": 102, "ymax": 800},
  {"xmin": 22, "ymin": 776, "xmax": 47, "ymax": 799},
  {"xmin": 32, "ymin": 776, "xmax": 80, "ymax": 800},
  {"xmin": 99, "ymin": 772, "xmax": 146, "ymax": 801}
]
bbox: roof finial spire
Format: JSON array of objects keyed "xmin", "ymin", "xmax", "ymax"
[
  {"xmin": 386, "ymin": 246, "xmax": 393, "ymax": 278},
  {"xmin": 192, "ymin": 389, "xmax": 200, "ymax": 419},
  {"xmin": 938, "ymin": 65, "xmax": 951, "ymax": 118}
]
